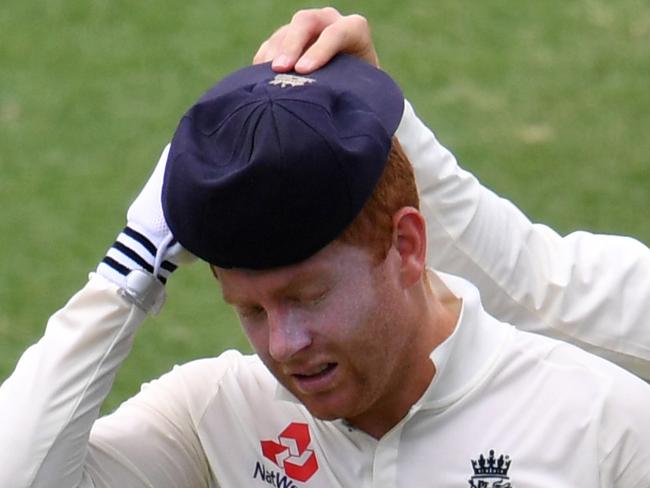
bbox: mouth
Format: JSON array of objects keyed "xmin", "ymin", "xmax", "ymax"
[{"xmin": 291, "ymin": 362, "xmax": 338, "ymax": 394}]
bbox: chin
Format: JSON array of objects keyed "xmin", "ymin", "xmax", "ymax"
[
  {"xmin": 297, "ymin": 391, "xmax": 363, "ymax": 422},
  {"xmin": 304, "ymin": 408, "xmax": 341, "ymax": 421},
  {"xmin": 273, "ymin": 368, "xmax": 367, "ymax": 421}
]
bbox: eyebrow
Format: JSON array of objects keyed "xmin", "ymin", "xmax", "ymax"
[{"xmin": 220, "ymin": 267, "xmax": 334, "ymax": 306}]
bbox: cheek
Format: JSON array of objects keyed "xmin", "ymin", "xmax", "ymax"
[
  {"xmin": 343, "ymin": 284, "xmax": 402, "ymax": 359},
  {"xmin": 240, "ymin": 322, "xmax": 269, "ymax": 356},
  {"xmin": 327, "ymin": 285, "xmax": 388, "ymax": 344}
]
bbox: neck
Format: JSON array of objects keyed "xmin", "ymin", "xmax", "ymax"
[{"xmin": 347, "ymin": 271, "xmax": 460, "ymax": 439}]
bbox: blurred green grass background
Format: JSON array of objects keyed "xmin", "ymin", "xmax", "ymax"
[{"xmin": 1, "ymin": 0, "xmax": 648, "ymax": 412}]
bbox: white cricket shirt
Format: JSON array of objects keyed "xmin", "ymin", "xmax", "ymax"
[
  {"xmin": 3, "ymin": 273, "xmax": 649, "ymax": 487},
  {"xmin": 3, "ymin": 100, "xmax": 650, "ymax": 487}
]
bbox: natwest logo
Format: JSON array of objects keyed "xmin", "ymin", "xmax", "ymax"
[{"xmin": 260, "ymin": 422, "xmax": 319, "ymax": 483}]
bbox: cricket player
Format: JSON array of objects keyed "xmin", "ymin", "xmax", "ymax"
[{"xmin": 2, "ymin": 8, "xmax": 650, "ymax": 488}]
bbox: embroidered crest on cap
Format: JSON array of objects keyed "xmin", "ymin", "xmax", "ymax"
[{"xmin": 269, "ymin": 73, "xmax": 316, "ymax": 88}]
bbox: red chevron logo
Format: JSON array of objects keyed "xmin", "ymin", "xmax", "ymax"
[{"xmin": 261, "ymin": 422, "xmax": 319, "ymax": 482}]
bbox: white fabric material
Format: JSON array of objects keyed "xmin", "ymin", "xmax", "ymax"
[
  {"xmin": 126, "ymin": 144, "xmax": 175, "ymax": 250},
  {"xmin": 396, "ymin": 100, "xmax": 650, "ymax": 380},
  {"xmin": 96, "ymin": 259, "xmax": 132, "ymax": 291},
  {"xmin": 0, "ymin": 274, "xmax": 147, "ymax": 488},
  {"xmin": 2, "ymin": 273, "xmax": 649, "ymax": 487},
  {"xmin": 132, "ymin": 144, "xmax": 194, "ymax": 267},
  {"xmin": 97, "ymin": 145, "xmax": 194, "ymax": 290}
]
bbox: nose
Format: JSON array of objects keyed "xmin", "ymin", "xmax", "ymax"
[{"xmin": 267, "ymin": 309, "xmax": 312, "ymax": 362}]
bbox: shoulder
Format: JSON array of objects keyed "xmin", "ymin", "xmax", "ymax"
[
  {"xmin": 505, "ymin": 329, "xmax": 650, "ymax": 482},
  {"xmin": 116, "ymin": 350, "xmax": 274, "ymax": 424},
  {"xmin": 486, "ymin": 327, "xmax": 650, "ymax": 432},
  {"xmin": 506, "ymin": 328, "xmax": 649, "ymax": 395},
  {"xmin": 166, "ymin": 350, "xmax": 267, "ymax": 386},
  {"xmin": 155, "ymin": 350, "xmax": 272, "ymax": 403}
]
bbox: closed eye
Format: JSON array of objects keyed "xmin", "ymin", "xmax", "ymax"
[
  {"xmin": 296, "ymin": 289, "xmax": 328, "ymax": 307},
  {"xmin": 236, "ymin": 304, "xmax": 266, "ymax": 320}
]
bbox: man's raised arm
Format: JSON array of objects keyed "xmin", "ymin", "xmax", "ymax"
[
  {"xmin": 256, "ymin": 7, "xmax": 650, "ymax": 379},
  {"xmin": 396, "ymin": 101, "xmax": 650, "ymax": 378},
  {"xmin": 0, "ymin": 147, "xmax": 204, "ymax": 487}
]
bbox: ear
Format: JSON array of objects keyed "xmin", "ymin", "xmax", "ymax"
[{"xmin": 391, "ymin": 207, "xmax": 427, "ymax": 288}]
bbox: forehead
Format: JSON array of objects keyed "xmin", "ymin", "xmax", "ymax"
[{"xmin": 215, "ymin": 241, "xmax": 374, "ymax": 301}]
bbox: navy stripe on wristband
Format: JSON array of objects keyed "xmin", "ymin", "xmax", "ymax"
[
  {"xmin": 101, "ymin": 256, "xmax": 130, "ymax": 276},
  {"xmin": 113, "ymin": 241, "xmax": 155, "ymax": 274},
  {"xmin": 160, "ymin": 238, "xmax": 179, "ymax": 272},
  {"xmin": 102, "ymin": 254, "xmax": 169, "ymax": 284},
  {"xmin": 123, "ymin": 226, "xmax": 157, "ymax": 258},
  {"xmin": 161, "ymin": 260, "xmax": 178, "ymax": 273},
  {"xmin": 100, "ymin": 226, "xmax": 181, "ymax": 286}
]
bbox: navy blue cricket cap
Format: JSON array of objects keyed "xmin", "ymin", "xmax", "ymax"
[{"xmin": 162, "ymin": 54, "xmax": 404, "ymax": 269}]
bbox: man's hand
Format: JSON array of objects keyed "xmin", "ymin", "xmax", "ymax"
[
  {"xmin": 253, "ymin": 7, "xmax": 378, "ymax": 74},
  {"xmin": 97, "ymin": 145, "xmax": 194, "ymax": 311}
]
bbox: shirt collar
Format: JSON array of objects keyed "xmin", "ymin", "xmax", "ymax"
[{"xmin": 418, "ymin": 271, "xmax": 511, "ymax": 409}]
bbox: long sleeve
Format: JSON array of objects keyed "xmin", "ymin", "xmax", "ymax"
[
  {"xmin": 0, "ymin": 274, "xmax": 147, "ymax": 487},
  {"xmin": 82, "ymin": 360, "xmax": 213, "ymax": 488},
  {"xmin": 396, "ymin": 101, "xmax": 650, "ymax": 380}
]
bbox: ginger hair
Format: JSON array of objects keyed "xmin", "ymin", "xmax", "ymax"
[
  {"xmin": 210, "ymin": 138, "xmax": 419, "ymax": 277},
  {"xmin": 338, "ymin": 137, "xmax": 419, "ymax": 261}
]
